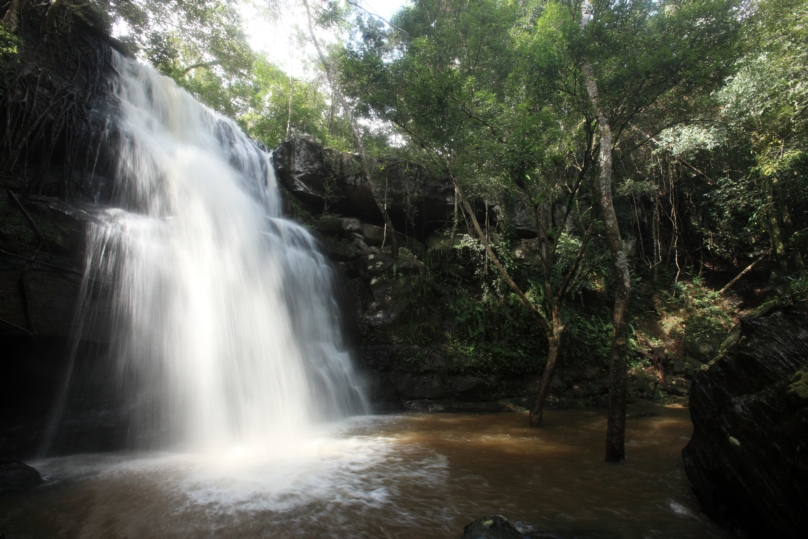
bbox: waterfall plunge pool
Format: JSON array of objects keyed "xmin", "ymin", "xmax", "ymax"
[{"xmin": 0, "ymin": 409, "xmax": 728, "ymax": 539}]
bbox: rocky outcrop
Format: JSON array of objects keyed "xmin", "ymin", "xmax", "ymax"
[
  {"xmin": 356, "ymin": 342, "xmax": 622, "ymax": 413},
  {"xmin": 0, "ymin": 193, "xmax": 121, "ymax": 459},
  {"xmin": 682, "ymin": 302, "xmax": 808, "ymax": 538},
  {"xmin": 359, "ymin": 345, "xmax": 540, "ymax": 413},
  {"xmin": 0, "ymin": 2, "xmax": 125, "ymax": 458},
  {"xmin": 460, "ymin": 516, "xmax": 529, "ymax": 539},
  {"xmin": 0, "ymin": 460, "xmax": 43, "ymax": 496},
  {"xmin": 273, "ymin": 137, "xmax": 455, "ymax": 237}
]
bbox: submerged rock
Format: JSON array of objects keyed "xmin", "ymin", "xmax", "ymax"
[
  {"xmin": 461, "ymin": 516, "xmax": 529, "ymax": 539},
  {"xmin": 0, "ymin": 461, "xmax": 44, "ymax": 496},
  {"xmin": 682, "ymin": 301, "xmax": 808, "ymax": 538}
]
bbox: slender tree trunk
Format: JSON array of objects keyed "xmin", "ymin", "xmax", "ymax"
[
  {"xmin": 719, "ymin": 251, "xmax": 768, "ymax": 295},
  {"xmin": 2, "ymin": 0, "xmax": 24, "ymax": 32},
  {"xmin": 530, "ymin": 314, "xmax": 564, "ymax": 427},
  {"xmin": 285, "ymin": 76, "xmax": 294, "ymax": 140},
  {"xmin": 652, "ymin": 200, "xmax": 660, "ymax": 283},
  {"xmin": 581, "ymin": 61, "xmax": 631, "ymax": 463},
  {"xmin": 301, "ymin": 0, "xmax": 398, "ymax": 257},
  {"xmin": 781, "ymin": 203, "xmax": 805, "ymax": 270},
  {"xmin": 765, "ymin": 180, "xmax": 789, "ymax": 274},
  {"xmin": 451, "ymin": 179, "xmax": 563, "ymax": 428}
]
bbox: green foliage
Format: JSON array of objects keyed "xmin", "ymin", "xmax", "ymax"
[
  {"xmin": 442, "ymin": 287, "xmax": 548, "ymax": 375},
  {"xmin": 0, "ymin": 24, "xmax": 20, "ymax": 93},
  {"xmin": 651, "ymin": 0, "xmax": 808, "ymax": 271},
  {"xmin": 658, "ymin": 277, "xmax": 734, "ymax": 358},
  {"xmin": 0, "ymin": 24, "xmax": 19, "ymax": 57},
  {"xmin": 788, "ymin": 370, "xmax": 808, "ymax": 400},
  {"xmin": 561, "ymin": 310, "xmax": 613, "ymax": 365},
  {"xmin": 99, "ymin": 0, "xmax": 269, "ymax": 123},
  {"xmin": 108, "ymin": 0, "xmax": 253, "ymax": 79},
  {"xmin": 774, "ymin": 271, "xmax": 808, "ymax": 305},
  {"xmin": 236, "ymin": 56, "xmax": 354, "ymax": 150}
]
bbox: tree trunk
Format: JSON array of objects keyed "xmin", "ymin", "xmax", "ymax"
[
  {"xmin": 780, "ymin": 201, "xmax": 805, "ymax": 270},
  {"xmin": 719, "ymin": 252, "xmax": 768, "ymax": 295},
  {"xmin": 285, "ymin": 76, "xmax": 294, "ymax": 140},
  {"xmin": 2, "ymin": 0, "xmax": 23, "ymax": 32},
  {"xmin": 581, "ymin": 61, "xmax": 631, "ymax": 463},
  {"xmin": 530, "ymin": 324, "xmax": 564, "ymax": 427},
  {"xmin": 765, "ymin": 180, "xmax": 789, "ymax": 274}
]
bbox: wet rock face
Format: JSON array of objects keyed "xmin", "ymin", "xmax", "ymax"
[
  {"xmin": 682, "ymin": 302, "xmax": 808, "ymax": 538},
  {"xmin": 358, "ymin": 345, "xmax": 544, "ymax": 413},
  {"xmin": 0, "ymin": 196, "xmax": 119, "ymax": 458},
  {"xmin": 0, "ymin": 196, "xmax": 114, "ymax": 343}
]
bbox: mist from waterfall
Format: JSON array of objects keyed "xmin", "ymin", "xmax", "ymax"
[{"xmin": 46, "ymin": 52, "xmax": 368, "ymax": 454}]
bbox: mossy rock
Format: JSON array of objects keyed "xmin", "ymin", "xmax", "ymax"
[{"xmin": 787, "ymin": 371, "xmax": 808, "ymax": 401}]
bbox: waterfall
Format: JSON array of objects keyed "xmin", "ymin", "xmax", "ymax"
[{"xmin": 44, "ymin": 52, "xmax": 368, "ymax": 454}]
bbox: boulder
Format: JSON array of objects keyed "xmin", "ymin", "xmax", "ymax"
[
  {"xmin": 356, "ymin": 344, "xmax": 545, "ymax": 411},
  {"xmin": 461, "ymin": 516, "xmax": 528, "ymax": 539},
  {"xmin": 492, "ymin": 199, "xmax": 537, "ymax": 239},
  {"xmin": 0, "ymin": 461, "xmax": 43, "ymax": 496},
  {"xmin": 316, "ymin": 236, "xmax": 361, "ymax": 262},
  {"xmin": 0, "ymin": 267, "xmax": 112, "ymax": 343},
  {"xmin": 682, "ymin": 302, "xmax": 808, "ymax": 538}
]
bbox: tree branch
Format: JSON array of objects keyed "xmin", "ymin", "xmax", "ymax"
[
  {"xmin": 451, "ymin": 174, "xmax": 551, "ymax": 333},
  {"xmin": 346, "ymin": 0, "xmax": 408, "ymax": 35},
  {"xmin": 719, "ymin": 251, "xmax": 769, "ymax": 295},
  {"xmin": 180, "ymin": 61, "xmax": 220, "ymax": 76},
  {"xmin": 301, "ymin": 0, "xmax": 399, "ymax": 257}
]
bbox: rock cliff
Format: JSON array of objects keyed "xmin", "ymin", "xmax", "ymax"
[
  {"xmin": 0, "ymin": 4, "xmax": 125, "ymax": 458},
  {"xmin": 682, "ymin": 301, "xmax": 808, "ymax": 538}
]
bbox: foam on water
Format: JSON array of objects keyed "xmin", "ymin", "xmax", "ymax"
[{"xmin": 33, "ymin": 417, "xmax": 450, "ymax": 518}]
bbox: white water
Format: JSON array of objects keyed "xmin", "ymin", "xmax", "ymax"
[{"xmin": 48, "ymin": 53, "xmax": 367, "ymax": 454}]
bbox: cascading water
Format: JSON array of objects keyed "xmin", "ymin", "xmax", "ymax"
[
  {"xmin": 45, "ymin": 51, "xmax": 368, "ymax": 455},
  {"xmin": 0, "ymin": 42, "xmax": 724, "ymax": 539}
]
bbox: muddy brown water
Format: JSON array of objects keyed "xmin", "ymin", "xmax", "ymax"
[{"xmin": 0, "ymin": 409, "xmax": 727, "ymax": 539}]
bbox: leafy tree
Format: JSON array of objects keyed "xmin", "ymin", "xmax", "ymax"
[
  {"xmin": 340, "ymin": 0, "xmax": 742, "ymax": 460},
  {"xmin": 105, "ymin": 0, "xmax": 254, "ymax": 79},
  {"xmin": 713, "ymin": 0, "xmax": 807, "ymax": 273},
  {"xmin": 340, "ymin": 0, "xmax": 600, "ymax": 429},
  {"xmin": 239, "ymin": 56, "xmax": 330, "ymax": 148}
]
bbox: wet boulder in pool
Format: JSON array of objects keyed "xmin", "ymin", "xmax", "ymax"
[
  {"xmin": 461, "ymin": 516, "xmax": 528, "ymax": 539},
  {"xmin": 0, "ymin": 460, "xmax": 43, "ymax": 496}
]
